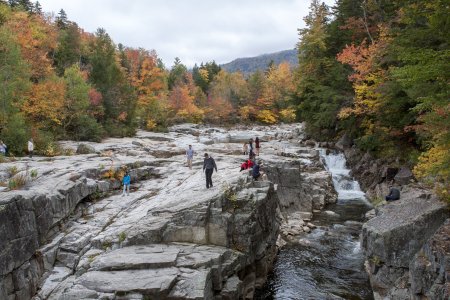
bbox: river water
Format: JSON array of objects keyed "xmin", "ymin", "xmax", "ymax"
[{"xmin": 256, "ymin": 150, "xmax": 374, "ymax": 300}]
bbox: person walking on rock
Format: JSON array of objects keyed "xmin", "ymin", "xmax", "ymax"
[
  {"xmin": 28, "ymin": 138, "xmax": 34, "ymax": 158},
  {"xmin": 122, "ymin": 171, "xmax": 131, "ymax": 196},
  {"xmin": 186, "ymin": 145, "xmax": 194, "ymax": 170},
  {"xmin": 203, "ymin": 153, "xmax": 217, "ymax": 189}
]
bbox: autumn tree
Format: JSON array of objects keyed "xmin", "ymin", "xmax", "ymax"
[
  {"xmin": 192, "ymin": 61, "xmax": 221, "ymax": 93},
  {"xmin": 21, "ymin": 75, "xmax": 65, "ymax": 129},
  {"xmin": 5, "ymin": 10, "xmax": 57, "ymax": 81},
  {"xmin": 120, "ymin": 47, "xmax": 168, "ymax": 130}
]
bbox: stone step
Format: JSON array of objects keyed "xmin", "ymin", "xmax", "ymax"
[{"xmin": 76, "ymin": 268, "xmax": 179, "ymax": 296}]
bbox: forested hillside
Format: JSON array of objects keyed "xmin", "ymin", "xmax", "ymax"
[
  {"xmin": 221, "ymin": 49, "xmax": 298, "ymax": 75},
  {"xmin": 0, "ymin": 0, "xmax": 448, "ymax": 199},
  {"xmin": 295, "ymin": 0, "xmax": 449, "ymax": 200},
  {"xmin": 0, "ymin": 1, "xmax": 298, "ymax": 156}
]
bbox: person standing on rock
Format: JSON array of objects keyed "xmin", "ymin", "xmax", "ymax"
[
  {"xmin": 243, "ymin": 142, "xmax": 248, "ymax": 155},
  {"xmin": 186, "ymin": 145, "xmax": 194, "ymax": 170},
  {"xmin": 122, "ymin": 171, "xmax": 131, "ymax": 196},
  {"xmin": 203, "ymin": 153, "xmax": 217, "ymax": 189},
  {"xmin": 248, "ymin": 138, "xmax": 254, "ymax": 159},
  {"xmin": 28, "ymin": 138, "xmax": 34, "ymax": 158},
  {"xmin": 255, "ymin": 137, "xmax": 260, "ymax": 156}
]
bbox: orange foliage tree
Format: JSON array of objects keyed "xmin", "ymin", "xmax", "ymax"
[
  {"xmin": 21, "ymin": 76, "xmax": 65, "ymax": 128},
  {"xmin": 5, "ymin": 11, "xmax": 57, "ymax": 81}
]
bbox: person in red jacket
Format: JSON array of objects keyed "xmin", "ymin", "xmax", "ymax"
[
  {"xmin": 247, "ymin": 159, "xmax": 254, "ymax": 169},
  {"xmin": 240, "ymin": 161, "xmax": 248, "ymax": 171}
]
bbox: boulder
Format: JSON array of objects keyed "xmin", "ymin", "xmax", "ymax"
[
  {"xmin": 409, "ymin": 219, "xmax": 450, "ymax": 300},
  {"xmin": 76, "ymin": 144, "xmax": 96, "ymax": 154},
  {"xmin": 361, "ymin": 193, "xmax": 449, "ymax": 297},
  {"xmin": 77, "ymin": 269, "xmax": 179, "ymax": 295},
  {"xmin": 394, "ymin": 167, "xmax": 414, "ymax": 185},
  {"xmin": 335, "ymin": 133, "xmax": 352, "ymax": 151}
]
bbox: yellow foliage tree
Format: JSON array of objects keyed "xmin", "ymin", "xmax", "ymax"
[
  {"xmin": 21, "ymin": 76, "xmax": 65, "ymax": 128},
  {"xmin": 256, "ymin": 110, "xmax": 277, "ymax": 124},
  {"xmin": 5, "ymin": 11, "xmax": 57, "ymax": 80},
  {"xmin": 414, "ymin": 145, "xmax": 450, "ymax": 202}
]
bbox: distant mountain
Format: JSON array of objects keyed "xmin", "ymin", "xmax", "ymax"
[{"xmin": 221, "ymin": 49, "xmax": 298, "ymax": 75}]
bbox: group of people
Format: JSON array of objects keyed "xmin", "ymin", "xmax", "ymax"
[
  {"xmin": 243, "ymin": 137, "xmax": 260, "ymax": 159},
  {"xmin": 121, "ymin": 138, "xmax": 265, "ymax": 195},
  {"xmin": 0, "ymin": 139, "xmax": 34, "ymax": 158}
]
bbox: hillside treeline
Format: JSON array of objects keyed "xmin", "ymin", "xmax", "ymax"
[
  {"xmin": 0, "ymin": 1, "xmax": 298, "ymax": 156},
  {"xmin": 0, "ymin": 0, "xmax": 448, "ymax": 197}
]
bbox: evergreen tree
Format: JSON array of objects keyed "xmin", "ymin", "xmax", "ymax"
[
  {"xmin": 53, "ymin": 22, "xmax": 81, "ymax": 76},
  {"xmin": 295, "ymin": 0, "xmax": 351, "ymax": 138},
  {"xmin": 0, "ymin": 27, "xmax": 31, "ymax": 154},
  {"xmin": 89, "ymin": 28, "xmax": 122, "ymax": 122},
  {"xmin": 168, "ymin": 57, "xmax": 187, "ymax": 90},
  {"xmin": 56, "ymin": 9, "xmax": 68, "ymax": 29},
  {"xmin": 17, "ymin": 0, "xmax": 32, "ymax": 12},
  {"xmin": 8, "ymin": 0, "xmax": 18, "ymax": 7},
  {"xmin": 33, "ymin": 1, "xmax": 42, "ymax": 14}
]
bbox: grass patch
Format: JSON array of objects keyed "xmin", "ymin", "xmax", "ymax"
[
  {"xmin": 118, "ymin": 232, "xmax": 127, "ymax": 243},
  {"xmin": 8, "ymin": 173, "xmax": 28, "ymax": 190},
  {"xmin": 7, "ymin": 166, "xmax": 18, "ymax": 177},
  {"xmin": 102, "ymin": 240, "xmax": 112, "ymax": 251},
  {"xmin": 222, "ymin": 183, "xmax": 238, "ymax": 210},
  {"xmin": 30, "ymin": 169, "xmax": 38, "ymax": 178}
]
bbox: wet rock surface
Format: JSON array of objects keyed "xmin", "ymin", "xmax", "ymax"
[{"xmin": 0, "ymin": 123, "xmax": 337, "ymax": 300}]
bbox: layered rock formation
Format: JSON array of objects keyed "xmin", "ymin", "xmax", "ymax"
[
  {"xmin": 0, "ymin": 123, "xmax": 336, "ymax": 300},
  {"xmin": 338, "ymin": 141, "xmax": 450, "ymax": 299}
]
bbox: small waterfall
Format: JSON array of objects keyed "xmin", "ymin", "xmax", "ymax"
[
  {"xmin": 257, "ymin": 148, "xmax": 374, "ymax": 300},
  {"xmin": 320, "ymin": 150, "xmax": 371, "ymax": 205}
]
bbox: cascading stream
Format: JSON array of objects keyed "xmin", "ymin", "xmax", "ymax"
[{"xmin": 257, "ymin": 150, "xmax": 374, "ymax": 300}]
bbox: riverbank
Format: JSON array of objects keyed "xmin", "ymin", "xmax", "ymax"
[
  {"xmin": 1, "ymin": 123, "xmax": 339, "ymax": 300},
  {"xmin": 340, "ymin": 143, "xmax": 450, "ymax": 299}
]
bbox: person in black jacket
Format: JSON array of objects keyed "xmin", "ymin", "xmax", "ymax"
[
  {"xmin": 385, "ymin": 186, "xmax": 400, "ymax": 201},
  {"xmin": 203, "ymin": 153, "xmax": 217, "ymax": 189}
]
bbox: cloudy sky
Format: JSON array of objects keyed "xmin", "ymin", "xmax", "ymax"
[{"xmin": 38, "ymin": 0, "xmax": 335, "ymax": 67}]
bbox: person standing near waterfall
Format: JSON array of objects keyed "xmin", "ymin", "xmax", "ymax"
[{"xmin": 203, "ymin": 153, "xmax": 217, "ymax": 189}]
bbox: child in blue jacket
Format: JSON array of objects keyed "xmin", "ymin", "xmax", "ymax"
[{"xmin": 122, "ymin": 171, "xmax": 131, "ymax": 196}]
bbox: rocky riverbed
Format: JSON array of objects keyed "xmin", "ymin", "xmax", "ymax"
[
  {"xmin": 2, "ymin": 124, "xmax": 447, "ymax": 300},
  {"xmin": 0, "ymin": 123, "xmax": 338, "ymax": 300},
  {"xmin": 340, "ymin": 138, "xmax": 450, "ymax": 300}
]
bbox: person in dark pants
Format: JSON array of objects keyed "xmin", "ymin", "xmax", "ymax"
[
  {"xmin": 385, "ymin": 186, "xmax": 400, "ymax": 201},
  {"xmin": 203, "ymin": 153, "xmax": 217, "ymax": 189}
]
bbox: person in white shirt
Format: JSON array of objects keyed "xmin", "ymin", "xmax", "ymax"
[
  {"xmin": 186, "ymin": 145, "xmax": 194, "ymax": 170},
  {"xmin": 0, "ymin": 141, "xmax": 6, "ymax": 156},
  {"xmin": 28, "ymin": 138, "xmax": 34, "ymax": 158}
]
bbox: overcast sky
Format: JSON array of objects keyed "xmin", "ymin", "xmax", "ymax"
[{"xmin": 38, "ymin": 0, "xmax": 335, "ymax": 67}]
